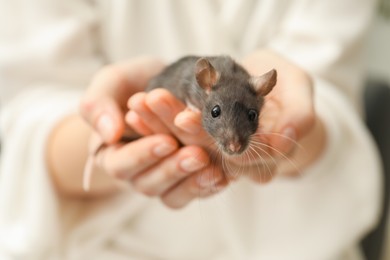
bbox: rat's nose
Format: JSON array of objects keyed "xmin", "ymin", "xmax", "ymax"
[{"xmin": 228, "ymin": 142, "xmax": 242, "ymax": 153}]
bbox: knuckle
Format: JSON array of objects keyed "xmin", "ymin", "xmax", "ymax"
[
  {"xmin": 79, "ymin": 97, "xmax": 97, "ymax": 123},
  {"xmin": 111, "ymin": 170, "xmax": 129, "ymax": 180},
  {"xmin": 127, "ymin": 151, "xmax": 151, "ymax": 168},
  {"xmin": 163, "ymin": 168, "xmax": 183, "ymax": 181},
  {"xmin": 99, "ymin": 64, "xmax": 121, "ymax": 79},
  {"xmin": 146, "ymin": 88, "xmax": 171, "ymax": 106},
  {"xmin": 134, "ymin": 184, "xmax": 158, "ymax": 197}
]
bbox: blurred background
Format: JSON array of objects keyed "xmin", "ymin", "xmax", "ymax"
[
  {"xmin": 366, "ymin": 3, "xmax": 390, "ymax": 83},
  {"xmin": 0, "ymin": 1, "xmax": 389, "ymax": 259},
  {"xmin": 363, "ymin": 1, "xmax": 390, "ymax": 259}
]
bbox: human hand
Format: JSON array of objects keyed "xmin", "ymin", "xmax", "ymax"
[
  {"xmin": 85, "ymin": 131, "xmax": 226, "ymax": 208},
  {"xmin": 80, "ymin": 56, "xmax": 165, "ymax": 143},
  {"xmin": 126, "ymin": 50, "xmax": 325, "ymax": 184},
  {"xmin": 80, "ymin": 57, "xmax": 227, "ymax": 207},
  {"xmin": 124, "ymin": 89, "xmax": 229, "ymax": 207},
  {"xmin": 219, "ymin": 50, "xmax": 325, "ymax": 182},
  {"xmin": 239, "ymin": 49, "xmax": 325, "ymax": 181}
]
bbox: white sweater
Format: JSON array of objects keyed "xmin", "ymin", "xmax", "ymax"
[{"xmin": 0, "ymin": 1, "xmax": 382, "ymax": 259}]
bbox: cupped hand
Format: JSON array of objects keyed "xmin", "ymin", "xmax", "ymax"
[
  {"xmin": 126, "ymin": 50, "xmax": 324, "ymax": 184},
  {"xmin": 80, "ymin": 56, "xmax": 165, "ymax": 143},
  {"xmin": 241, "ymin": 49, "xmax": 315, "ymax": 152},
  {"xmin": 239, "ymin": 50, "xmax": 325, "ymax": 181},
  {"xmin": 87, "ymin": 132, "xmax": 227, "ymax": 208},
  {"xmin": 80, "ymin": 56, "xmax": 227, "ymax": 208}
]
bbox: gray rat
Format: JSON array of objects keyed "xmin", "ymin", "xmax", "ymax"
[
  {"xmin": 83, "ymin": 55, "xmax": 276, "ymax": 191},
  {"xmin": 146, "ymin": 55, "xmax": 277, "ymax": 155}
]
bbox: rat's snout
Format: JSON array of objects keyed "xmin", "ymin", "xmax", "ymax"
[
  {"xmin": 220, "ymin": 128, "xmax": 246, "ymax": 155},
  {"xmin": 228, "ymin": 142, "xmax": 242, "ymax": 153}
]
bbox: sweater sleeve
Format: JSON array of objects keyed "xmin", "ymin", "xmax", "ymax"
[
  {"xmin": 267, "ymin": 0, "xmax": 383, "ymax": 255},
  {"xmin": 268, "ymin": 0, "xmax": 378, "ymax": 110},
  {"xmin": 0, "ymin": 0, "xmax": 102, "ymax": 258}
]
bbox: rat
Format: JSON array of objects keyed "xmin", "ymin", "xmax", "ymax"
[
  {"xmin": 83, "ymin": 55, "xmax": 277, "ymax": 191},
  {"xmin": 146, "ymin": 55, "xmax": 277, "ymax": 155}
]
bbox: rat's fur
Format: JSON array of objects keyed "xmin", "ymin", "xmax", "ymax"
[{"xmin": 147, "ymin": 55, "xmax": 277, "ymax": 155}]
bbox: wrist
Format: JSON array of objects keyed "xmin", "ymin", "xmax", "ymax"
[{"xmin": 46, "ymin": 114, "xmax": 120, "ymax": 199}]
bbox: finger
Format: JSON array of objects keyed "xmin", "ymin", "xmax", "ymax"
[
  {"xmin": 146, "ymin": 89, "xmax": 211, "ymax": 146},
  {"xmin": 125, "ymin": 110, "xmax": 154, "ymax": 136},
  {"xmin": 161, "ymin": 165, "xmax": 227, "ymax": 209},
  {"xmin": 267, "ymin": 75, "xmax": 315, "ymax": 154},
  {"xmin": 174, "ymin": 109, "xmax": 203, "ymax": 135},
  {"xmin": 218, "ymin": 145, "xmax": 278, "ymax": 184},
  {"xmin": 131, "ymin": 146, "xmax": 210, "ymax": 196},
  {"xmin": 80, "ymin": 57, "xmax": 165, "ymax": 143},
  {"xmin": 146, "ymin": 88, "xmax": 186, "ymax": 127},
  {"xmin": 127, "ymin": 92, "xmax": 171, "ymax": 134},
  {"xmin": 99, "ymin": 134, "xmax": 179, "ymax": 179},
  {"xmin": 80, "ymin": 96, "xmax": 126, "ymax": 143},
  {"xmin": 273, "ymin": 83, "xmax": 314, "ymax": 138}
]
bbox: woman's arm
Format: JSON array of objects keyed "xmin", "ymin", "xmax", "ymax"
[{"xmin": 47, "ymin": 58, "xmax": 181, "ymax": 198}]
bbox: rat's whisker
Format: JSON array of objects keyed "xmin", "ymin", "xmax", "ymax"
[
  {"xmin": 236, "ymin": 152, "xmax": 248, "ymax": 180},
  {"xmin": 253, "ymin": 132, "xmax": 305, "ymax": 152},
  {"xmin": 209, "ymin": 141, "xmax": 223, "ymax": 191},
  {"xmin": 193, "ymin": 139, "xmax": 220, "ymax": 195},
  {"xmin": 208, "ymin": 149, "xmax": 221, "ymax": 192},
  {"xmin": 249, "ymin": 138, "xmax": 279, "ymax": 168},
  {"xmin": 249, "ymin": 147, "xmax": 270, "ymax": 182},
  {"xmin": 222, "ymin": 154, "xmax": 235, "ymax": 180},
  {"xmin": 246, "ymin": 147, "xmax": 262, "ymax": 181},
  {"xmin": 248, "ymin": 144, "xmax": 274, "ymax": 180},
  {"xmin": 235, "ymin": 156, "xmax": 244, "ymax": 180},
  {"xmin": 250, "ymin": 141, "xmax": 284, "ymax": 173},
  {"xmin": 251, "ymin": 140, "xmax": 302, "ymax": 177}
]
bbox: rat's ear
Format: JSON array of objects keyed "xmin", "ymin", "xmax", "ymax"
[
  {"xmin": 250, "ymin": 69, "xmax": 277, "ymax": 97},
  {"xmin": 195, "ymin": 58, "xmax": 220, "ymax": 93}
]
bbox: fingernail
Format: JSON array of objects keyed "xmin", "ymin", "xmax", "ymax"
[
  {"xmin": 153, "ymin": 143, "xmax": 176, "ymax": 157},
  {"xmin": 175, "ymin": 112, "xmax": 201, "ymax": 134},
  {"xmin": 180, "ymin": 157, "xmax": 205, "ymax": 172},
  {"xmin": 97, "ymin": 114, "xmax": 115, "ymax": 141},
  {"xmin": 125, "ymin": 110, "xmax": 137, "ymax": 125}
]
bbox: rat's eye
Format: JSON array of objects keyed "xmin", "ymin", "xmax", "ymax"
[
  {"xmin": 248, "ymin": 109, "xmax": 258, "ymax": 122},
  {"xmin": 211, "ymin": 105, "xmax": 221, "ymax": 118}
]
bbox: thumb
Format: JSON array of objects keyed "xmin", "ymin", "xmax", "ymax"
[
  {"xmin": 80, "ymin": 95, "xmax": 125, "ymax": 144},
  {"xmin": 80, "ymin": 57, "xmax": 166, "ymax": 143}
]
